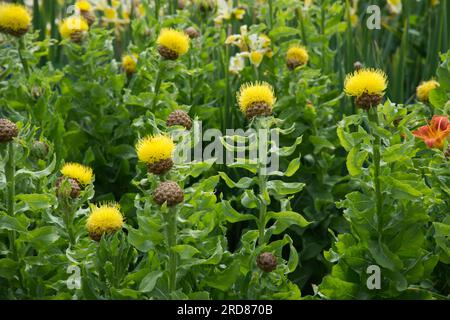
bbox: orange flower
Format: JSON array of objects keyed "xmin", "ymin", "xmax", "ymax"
[{"xmin": 413, "ymin": 116, "xmax": 450, "ymax": 149}]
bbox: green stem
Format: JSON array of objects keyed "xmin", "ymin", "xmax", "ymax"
[
  {"xmin": 255, "ymin": 118, "xmax": 269, "ymax": 246},
  {"xmin": 6, "ymin": 142, "xmax": 17, "ymax": 259},
  {"xmin": 61, "ymin": 200, "xmax": 75, "ymax": 246},
  {"xmin": 166, "ymin": 207, "xmax": 178, "ymax": 294},
  {"xmin": 155, "ymin": 0, "xmax": 160, "ymax": 20},
  {"xmin": 18, "ymin": 37, "xmax": 30, "ymax": 78},
  {"xmin": 151, "ymin": 61, "xmax": 164, "ymax": 110},
  {"xmin": 368, "ymin": 109, "xmax": 383, "ymax": 233},
  {"xmin": 258, "ymin": 173, "xmax": 268, "ymax": 246},
  {"xmin": 268, "ymin": 0, "xmax": 274, "ymax": 30}
]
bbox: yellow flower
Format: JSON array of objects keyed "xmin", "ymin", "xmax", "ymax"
[
  {"xmin": 86, "ymin": 203, "xmax": 123, "ymax": 240},
  {"xmin": 232, "ymin": 7, "xmax": 246, "ymax": 20},
  {"xmin": 104, "ymin": 7, "xmax": 117, "ymax": 19},
  {"xmin": 344, "ymin": 68, "xmax": 388, "ymax": 98},
  {"xmin": 122, "ymin": 54, "xmax": 138, "ymax": 74},
  {"xmin": 0, "ymin": 3, "xmax": 31, "ymax": 37},
  {"xmin": 237, "ymin": 82, "xmax": 276, "ymax": 113},
  {"xmin": 157, "ymin": 28, "xmax": 190, "ymax": 57},
  {"xmin": 59, "ymin": 16, "xmax": 89, "ymax": 39},
  {"xmin": 286, "ymin": 45, "xmax": 309, "ymax": 66},
  {"xmin": 431, "ymin": 0, "xmax": 440, "ymax": 6},
  {"xmin": 76, "ymin": 0, "xmax": 92, "ymax": 12},
  {"xmin": 387, "ymin": 0, "xmax": 402, "ymax": 15},
  {"xmin": 136, "ymin": 135, "xmax": 175, "ymax": 165},
  {"xmin": 416, "ymin": 80, "xmax": 439, "ymax": 102},
  {"xmin": 61, "ymin": 163, "xmax": 94, "ymax": 185},
  {"xmin": 249, "ymin": 51, "xmax": 264, "ymax": 67}
]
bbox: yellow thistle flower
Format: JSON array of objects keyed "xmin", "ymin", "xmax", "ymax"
[
  {"xmin": 61, "ymin": 162, "xmax": 94, "ymax": 185},
  {"xmin": 286, "ymin": 45, "xmax": 309, "ymax": 69},
  {"xmin": 76, "ymin": 0, "xmax": 92, "ymax": 12},
  {"xmin": 136, "ymin": 135, "xmax": 175, "ymax": 165},
  {"xmin": 122, "ymin": 54, "xmax": 138, "ymax": 74},
  {"xmin": 416, "ymin": 80, "xmax": 439, "ymax": 102},
  {"xmin": 0, "ymin": 3, "xmax": 31, "ymax": 37},
  {"xmin": 344, "ymin": 68, "xmax": 388, "ymax": 98},
  {"xmin": 157, "ymin": 28, "xmax": 190, "ymax": 57},
  {"xmin": 86, "ymin": 203, "xmax": 123, "ymax": 240},
  {"xmin": 237, "ymin": 82, "xmax": 276, "ymax": 113},
  {"xmin": 59, "ymin": 16, "xmax": 89, "ymax": 39}
]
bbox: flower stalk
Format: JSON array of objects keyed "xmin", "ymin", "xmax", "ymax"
[
  {"xmin": 165, "ymin": 206, "xmax": 178, "ymax": 293},
  {"xmin": 6, "ymin": 142, "xmax": 17, "ymax": 258},
  {"xmin": 18, "ymin": 37, "xmax": 29, "ymax": 78},
  {"xmin": 368, "ymin": 108, "xmax": 383, "ymax": 232}
]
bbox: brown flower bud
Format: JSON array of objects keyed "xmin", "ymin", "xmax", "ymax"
[
  {"xmin": 355, "ymin": 92, "xmax": 383, "ymax": 110},
  {"xmin": 153, "ymin": 181, "xmax": 184, "ymax": 206},
  {"xmin": 158, "ymin": 45, "xmax": 179, "ymax": 60},
  {"xmin": 147, "ymin": 158, "xmax": 174, "ymax": 175},
  {"xmin": 184, "ymin": 27, "xmax": 200, "ymax": 39},
  {"xmin": 56, "ymin": 176, "xmax": 81, "ymax": 199},
  {"xmin": 245, "ymin": 102, "xmax": 272, "ymax": 119},
  {"xmin": 0, "ymin": 118, "xmax": 18, "ymax": 143},
  {"xmin": 166, "ymin": 110, "xmax": 193, "ymax": 130},
  {"xmin": 256, "ymin": 252, "xmax": 277, "ymax": 272}
]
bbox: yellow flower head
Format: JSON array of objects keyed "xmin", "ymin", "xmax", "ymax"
[
  {"xmin": 0, "ymin": 3, "xmax": 31, "ymax": 36},
  {"xmin": 344, "ymin": 68, "xmax": 388, "ymax": 97},
  {"xmin": 122, "ymin": 54, "xmax": 138, "ymax": 74},
  {"xmin": 136, "ymin": 135, "xmax": 175, "ymax": 164},
  {"xmin": 237, "ymin": 82, "xmax": 276, "ymax": 112},
  {"xmin": 76, "ymin": 0, "xmax": 92, "ymax": 12},
  {"xmin": 157, "ymin": 28, "xmax": 190, "ymax": 57},
  {"xmin": 61, "ymin": 163, "xmax": 94, "ymax": 185},
  {"xmin": 104, "ymin": 7, "xmax": 116, "ymax": 20},
  {"xmin": 416, "ymin": 80, "xmax": 439, "ymax": 102},
  {"xmin": 59, "ymin": 16, "xmax": 89, "ymax": 39},
  {"xmin": 286, "ymin": 45, "xmax": 309, "ymax": 65},
  {"xmin": 86, "ymin": 203, "xmax": 123, "ymax": 238}
]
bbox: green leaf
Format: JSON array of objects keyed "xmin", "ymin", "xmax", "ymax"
[
  {"xmin": 172, "ymin": 245, "xmax": 200, "ymax": 260},
  {"xmin": 241, "ymin": 190, "xmax": 258, "ymax": 209},
  {"xmin": 309, "ymin": 136, "xmax": 335, "ymax": 153},
  {"xmin": 269, "ymin": 26, "xmax": 300, "ymax": 40},
  {"xmin": 204, "ymin": 260, "xmax": 240, "ymax": 291},
  {"xmin": 268, "ymin": 211, "xmax": 311, "ymax": 235},
  {"xmin": 382, "ymin": 142, "xmax": 416, "ymax": 163},
  {"xmin": 267, "ymin": 180, "xmax": 305, "ymax": 195},
  {"xmin": 346, "ymin": 147, "xmax": 368, "ymax": 176},
  {"xmin": 0, "ymin": 258, "xmax": 18, "ymax": 279},
  {"xmin": 368, "ymin": 240, "xmax": 403, "ymax": 271},
  {"xmin": 0, "ymin": 215, "xmax": 28, "ymax": 232},
  {"xmin": 15, "ymin": 194, "xmax": 56, "ymax": 212},
  {"xmin": 220, "ymin": 201, "xmax": 256, "ymax": 223},
  {"xmin": 284, "ymin": 156, "xmax": 301, "ymax": 177},
  {"xmin": 139, "ymin": 271, "xmax": 163, "ymax": 292},
  {"xmin": 24, "ymin": 226, "xmax": 59, "ymax": 250},
  {"xmin": 218, "ymin": 172, "xmax": 254, "ymax": 189}
]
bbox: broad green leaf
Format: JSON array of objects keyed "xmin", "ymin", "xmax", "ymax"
[
  {"xmin": 220, "ymin": 201, "xmax": 256, "ymax": 223},
  {"xmin": 139, "ymin": 271, "xmax": 163, "ymax": 292},
  {"xmin": 267, "ymin": 180, "xmax": 305, "ymax": 195},
  {"xmin": 346, "ymin": 147, "xmax": 368, "ymax": 176}
]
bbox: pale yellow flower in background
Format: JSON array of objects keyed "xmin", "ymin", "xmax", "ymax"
[
  {"xmin": 229, "ymin": 54, "xmax": 246, "ymax": 74},
  {"xmin": 387, "ymin": 0, "xmax": 402, "ymax": 15}
]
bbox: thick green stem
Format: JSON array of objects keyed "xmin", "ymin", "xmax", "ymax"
[
  {"xmin": 18, "ymin": 37, "xmax": 30, "ymax": 78},
  {"xmin": 368, "ymin": 109, "xmax": 383, "ymax": 232},
  {"xmin": 155, "ymin": 0, "xmax": 160, "ymax": 20},
  {"xmin": 255, "ymin": 118, "xmax": 269, "ymax": 246},
  {"xmin": 61, "ymin": 200, "xmax": 75, "ymax": 246},
  {"xmin": 151, "ymin": 61, "xmax": 164, "ymax": 110},
  {"xmin": 258, "ymin": 173, "xmax": 268, "ymax": 246},
  {"xmin": 6, "ymin": 142, "xmax": 17, "ymax": 258},
  {"xmin": 166, "ymin": 207, "xmax": 178, "ymax": 294},
  {"xmin": 268, "ymin": 0, "xmax": 274, "ymax": 30}
]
